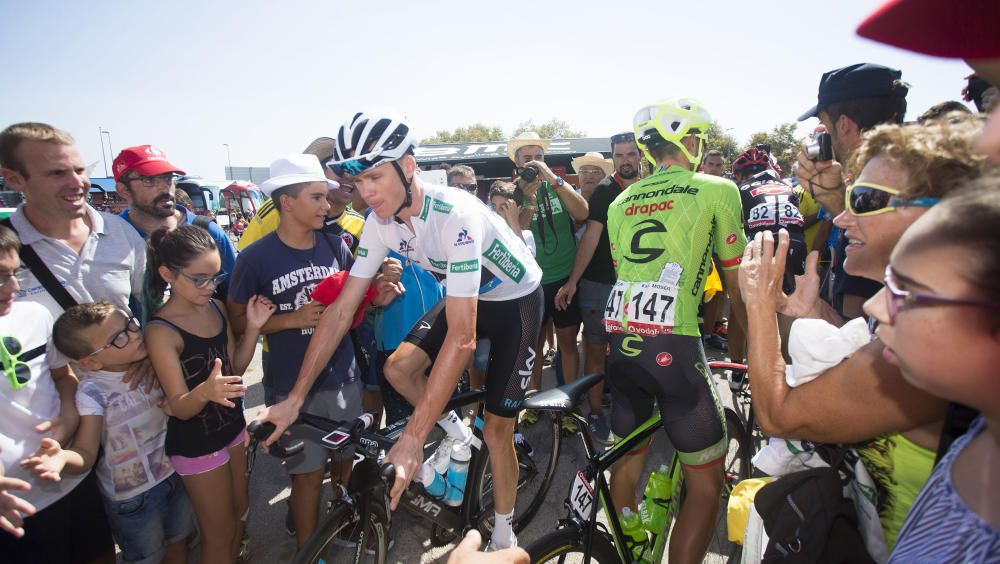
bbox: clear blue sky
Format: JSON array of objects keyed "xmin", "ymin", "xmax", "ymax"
[{"xmin": 1, "ymin": 0, "xmax": 973, "ymax": 179}]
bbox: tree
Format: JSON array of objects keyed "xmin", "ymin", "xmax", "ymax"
[
  {"xmin": 511, "ymin": 118, "xmax": 586, "ymax": 139},
  {"xmin": 422, "ymin": 123, "xmax": 506, "ymax": 145},
  {"xmin": 704, "ymin": 122, "xmax": 740, "ymax": 163},
  {"xmin": 745, "ymin": 122, "xmax": 803, "ymax": 176}
]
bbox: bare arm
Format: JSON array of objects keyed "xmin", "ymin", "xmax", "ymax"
[
  {"xmin": 554, "ymin": 182, "xmax": 589, "ymax": 222},
  {"xmin": 721, "ymin": 268, "xmax": 747, "ymax": 340},
  {"xmin": 46, "ymin": 365, "xmax": 79, "ymax": 447},
  {"xmin": 227, "ymin": 297, "xmax": 323, "ymax": 338},
  {"xmin": 254, "ymin": 275, "xmax": 372, "ymax": 445},
  {"xmin": 555, "ymin": 220, "xmax": 602, "ymax": 310},
  {"xmin": 147, "ymin": 325, "xmax": 244, "ymax": 420},
  {"xmin": 21, "ymin": 416, "xmax": 102, "ymax": 481},
  {"xmin": 740, "ymin": 231, "xmax": 947, "ymax": 443},
  {"xmin": 222, "ymin": 297, "xmax": 274, "ymax": 375}
]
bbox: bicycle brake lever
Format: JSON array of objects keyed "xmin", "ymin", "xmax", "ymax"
[
  {"xmin": 269, "ymin": 439, "xmax": 305, "ymax": 458},
  {"xmin": 379, "ymin": 462, "xmax": 396, "ymax": 486},
  {"xmin": 246, "ymin": 420, "xmax": 305, "ymax": 458}
]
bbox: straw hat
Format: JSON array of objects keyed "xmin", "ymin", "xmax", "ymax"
[
  {"xmin": 571, "ymin": 152, "xmax": 614, "ymax": 177},
  {"xmin": 506, "ymin": 131, "xmax": 552, "ymax": 162}
]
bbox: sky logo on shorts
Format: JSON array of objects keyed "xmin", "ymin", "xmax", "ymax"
[
  {"xmin": 656, "ymin": 352, "xmax": 673, "ymax": 366},
  {"xmin": 456, "ymin": 228, "xmax": 474, "ymax": 245}
]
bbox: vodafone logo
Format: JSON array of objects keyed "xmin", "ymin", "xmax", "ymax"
[
  {"xmin": 655, "ymin": 352, "xmax": 673, "ymax": 366},
  {"xmin": 726, "ymin": 233, "xmax": 738, "ymax": 245}
]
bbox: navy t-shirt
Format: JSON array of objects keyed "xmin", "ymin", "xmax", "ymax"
[{"xmin": 229, "ymin": 231, "xmax": 358, "ymax": 394}]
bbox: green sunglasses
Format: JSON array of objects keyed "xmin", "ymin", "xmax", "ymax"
[{"xmin": 2, "ymin": 336, "xmax": 46, "ymax": 390}]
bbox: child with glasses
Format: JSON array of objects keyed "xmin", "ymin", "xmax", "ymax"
[
  {"xmin": 0, "ymin": 226, "xmax": 105, "ymax": 560},
  {"xmin": 22, "ymin": 301, "xmax": 195, "ymax": 564},
  {"xmin": 142, "ymin": 225, "xmax": 274, "ymax": 563}
]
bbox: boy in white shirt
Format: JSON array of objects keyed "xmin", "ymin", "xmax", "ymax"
[
  {"xmin": 24, "ymin": 301, "xmax": 194, "ymax": 564},
  {"xmin": 0, "ymin": 225, "xmax": 113, "ymax": 562}
]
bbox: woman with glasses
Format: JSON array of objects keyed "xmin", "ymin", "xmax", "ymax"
[
  {"xmin": 864, "ymin": 181, "xmax": 1000, "ymax": 562},
  {"xmin": 739, "ymin": 113, "xmax": 993, "ymax": 552}
]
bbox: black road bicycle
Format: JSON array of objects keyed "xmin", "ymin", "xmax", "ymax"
[
  {"xmin": 247, "ymin": 386, "xmax": 561, "ymax": 563},
  {"xmin": 524, "ymin": 370, "xmax": 751, "ymax": 563}
]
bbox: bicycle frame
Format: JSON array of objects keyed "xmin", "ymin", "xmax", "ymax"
[{"xmin": 554, "ymin": 409, "xmax": 679, "ymax": 563}]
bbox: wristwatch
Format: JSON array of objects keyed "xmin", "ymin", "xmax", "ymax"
[{"xmin": 554, "ymin": 178, "xmax": 566, "ymax": 188}]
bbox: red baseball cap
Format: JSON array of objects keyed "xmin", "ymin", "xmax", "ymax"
[
  {"xmin": 113, "ymin": 145, "xmax": 185, "ymax": 182},
  {"xmin": 857, "ymin": 0, "xmax": 1000, "ymax": 60},
  {"xmin": 309, "ymin": 270, "xmax": 378, "ymax": 329}
]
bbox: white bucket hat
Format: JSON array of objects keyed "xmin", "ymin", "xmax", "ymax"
[
  {"xmin": 571, "ymin": 152, "xmax": 614, "ymax": 177},
  {"xmin": 259, "ymin": 154, "xmax": 339, "ymax": 198},
  {"xmin": 506, "ymin": 131, "xmax": 552, "ymax": 162}
]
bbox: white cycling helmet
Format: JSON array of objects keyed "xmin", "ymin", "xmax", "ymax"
[
  {"xmin": 330, "ymin": 110, "xmax": 419, "ymax": 215},
  {"xmin": 632, "ymin": 97, "xmax": 713, "ymax": 167},
  {"xmin": 330, "ymin": 111, "xmax": 418, "ymax": 176}
]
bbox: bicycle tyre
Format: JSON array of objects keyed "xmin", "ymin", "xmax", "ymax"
[
  {"xmin": 707, "ymin": 408, "xmax": 750, "ymax": 563},
  {"xmin": 469, "ymin": 410, "xmax": 561, "ymax": 535},
  {"xmin": 293, "ymin": 500, "xmax": 389, "ymax": 564},
  {"xmin": 527, "ymin": 526, "xmax": 622, "ymax": 564}
]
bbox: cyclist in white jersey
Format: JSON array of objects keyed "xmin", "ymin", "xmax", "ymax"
[{"xmin": 255, "ymin": 111, "xmax": 543, "ymax": 550}]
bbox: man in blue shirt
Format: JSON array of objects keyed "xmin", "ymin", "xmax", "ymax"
[{"xmin": 113, "ymin": 145, "xmax": 238, "ymax": 299}]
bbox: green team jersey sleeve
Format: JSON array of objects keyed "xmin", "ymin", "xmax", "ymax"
[{"xmin": 712, "ymin": 178, "xmax": 748, "ymax": 270}]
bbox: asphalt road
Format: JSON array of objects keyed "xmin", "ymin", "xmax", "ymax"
[{"xmin": 238, "ymin": 342, "xmax": 737, "ymax": 563}]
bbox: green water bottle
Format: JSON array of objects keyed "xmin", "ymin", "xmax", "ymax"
[
  {"xmin": 640, "ymin": 464, "xmax": 672, "ymax": 533},
  {"xmin": 621, "ymin": 506, "xmax": 650, "ymax": 562}
]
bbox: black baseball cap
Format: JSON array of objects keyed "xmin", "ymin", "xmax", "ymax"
[{"xmin": 798, "ymin": 63, "xmax": 909, "ymax": 121}]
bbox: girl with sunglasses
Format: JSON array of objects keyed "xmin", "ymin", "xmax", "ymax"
[
  {"xmin": 143, "ymin": 225, "xmax": 274, "ymax": 563},
  {"xmin": 865, "ymin": 181, "xmax": 1000, "ymax": 562},
  {"xmin": 740, "ymin": 113, "xmax": 993, "ymax": 551}
]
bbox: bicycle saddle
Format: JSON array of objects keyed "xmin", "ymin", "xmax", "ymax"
[{"xmin": 522, "ymin": 372, "xmax": 603, "ymax": 413}]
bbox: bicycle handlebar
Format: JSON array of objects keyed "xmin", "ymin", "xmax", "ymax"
[
  {"xmin": 247, "ymin": 412, "xmax": 396, "ymax": 460},
  {"xmin": 246, "ymin": 420, "xmax": 306, "ymax": 458}
]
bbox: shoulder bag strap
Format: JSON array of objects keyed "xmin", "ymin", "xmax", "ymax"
[{"xmin": 0, "ymin": 218, "xmax": 78, "ymax": 311}]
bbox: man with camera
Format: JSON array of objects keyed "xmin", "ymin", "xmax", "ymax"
[
  {"xmin": 554, "ymin": 132, "xmax": 642, "ymax": 444},
  {"xmin": 508, "ymin": 132, "xmax": 588, "ymax": 432},
  {"xmin": 794, "ymin": 63, "xmax": 909, "ymax": 319}
]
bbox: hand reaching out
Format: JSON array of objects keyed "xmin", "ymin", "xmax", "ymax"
[
  {"xmin": 197, "ymin": 358, "xmax": 245, "ymax": 408},
  {"xmin": 245, "ymin": 295, "xmax": 276, "ymax": 331},
  {"xmin": 19, "ymin": 438, "xmax": 66, "ymax": 482}
]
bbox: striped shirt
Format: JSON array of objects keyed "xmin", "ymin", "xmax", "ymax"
[{"xmin": 888, "ymin": 417, "xmax": 999, "ymax": 563}]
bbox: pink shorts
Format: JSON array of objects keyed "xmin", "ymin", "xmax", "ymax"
[{"xmin": 170, "ymin": 429, "xmax": 246, "ymax": 476}]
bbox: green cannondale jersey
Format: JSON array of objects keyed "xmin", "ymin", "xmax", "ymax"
[{"xmin": 605, "ymin": 165, "xmax": 747, "ymax": 337}]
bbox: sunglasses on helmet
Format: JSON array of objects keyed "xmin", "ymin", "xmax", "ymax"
[{"xmin": 845, "ymin": 182, "xmax": 939, "ymax": 217}]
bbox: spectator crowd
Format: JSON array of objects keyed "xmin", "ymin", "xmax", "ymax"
[{"xmin": 1, "ymin": 1, "xmax": 999, "ymax": 562}]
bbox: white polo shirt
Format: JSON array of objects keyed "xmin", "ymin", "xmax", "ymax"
[{"xmin": 11, "ymin": 204, "xmax": 147, "ymax": 317}]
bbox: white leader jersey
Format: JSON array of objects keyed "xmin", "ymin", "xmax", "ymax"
[{"xmin": 350, "ymin": 182, "xmax": 541, "ymax": 301}]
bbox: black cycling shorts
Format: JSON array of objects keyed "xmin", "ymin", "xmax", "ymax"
[
  {"xmin": 606, "ymin": 333, "xmax": 727, "ymax": 468},
  {"xmin": 404, "ymin": 286, "xmax": 544, "ymax": 417}
]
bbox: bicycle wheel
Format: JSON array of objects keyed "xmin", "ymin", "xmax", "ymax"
[
  {"xmin": 527, "ymin": 527, "xmax": 622, "ymax": 564},
  {"xmin": 469, "ymin": 410, "xmax": 561, "ymax": 536},
  {"xmin": 293, "ymin": 500, "xmax": 390, "ymax": 564},
  {"xmin": 705, "ymin": 408, "xmax": 750, "ymax": 563}
]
